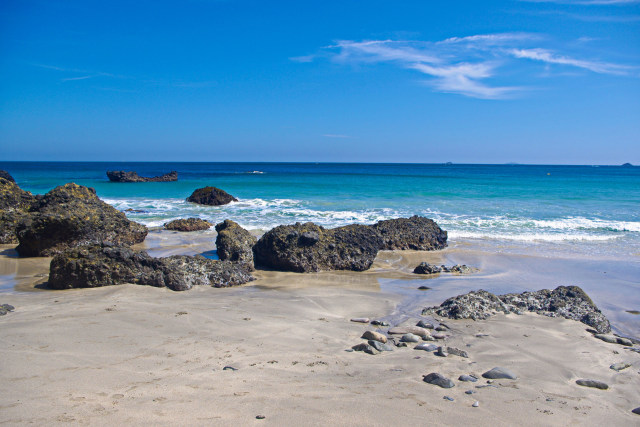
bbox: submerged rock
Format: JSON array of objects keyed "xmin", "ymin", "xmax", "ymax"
[
  {"xmin": 106, "ymin": 170, "xmax": 178, "ymax": 182},
  {"xmin": 372, "ymin": 216, "xmax": 447, "ymax": 251},
  {"xmin": 253, "ymin": 222, "xmax": 382, "ymax": 272},
  {"xmin": 187, "ymin": 186, "xmax": 237, "ymax": 206},
  {"xmin": 15, "ymin": 183, "xmax": 148, "ymax": 257},
  {"xmin": 164, "ymin": 218, "xmax": 212, "ymax": 232},
  {"xmin": 423, "ymin": 286, "xmax": 611, "ymax": 333},
  {"xmin": 413, "ymin": 262, "xmax": 442, "ymax": 274},
  {"xmin": 0, "ymin": 177, "xmax": 36, "ymax": 243},
  {"xmin": 48, "ymin": 244, "xmax": 254, "ymax": 291},
  {"xmin": 215, "ymin": 220, "xmax": 257, "ymax": 268}
]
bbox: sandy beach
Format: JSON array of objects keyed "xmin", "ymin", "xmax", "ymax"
[{"xmin": 1, "ymin": 233, "xmax": 639, "ymax": 426}]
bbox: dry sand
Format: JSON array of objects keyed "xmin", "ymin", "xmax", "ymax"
[{"xmin": 1, "ymin": 241, "xmax": 639, "ymax": 426}]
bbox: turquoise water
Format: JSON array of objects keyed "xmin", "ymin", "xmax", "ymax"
[{"xmin": 2, "ymin": 161, "xmax": 640, "ymax": 259}]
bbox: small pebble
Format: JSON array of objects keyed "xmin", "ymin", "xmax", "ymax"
[
  {"xmin": 472, "ymin": 401, "xmax": 479, "ymax": 407},
  {"xmin": 610, "ymin": 362, "xmax": 631, "ymax": 372},
  {"xmin": 416, "ymin": 320, "xmax": 434, "ymax": 329},
  {"xmin": 446, "ymin": 347, "xmax": 469, "ymax": 358},
  {"xmin": 434, "ymin": 346, "xmax": 448, "ymax": 357},
  {"xmin": 223, "ymin": 366, "xmax": 238, "ymax": 371},
  {"xmin": 482, "ymin": 367, "xmax": 517, "ymax": 380},
  {"xmin": 465, "ymin": 390, "xmax": 474, "ymax": 395},
  {"xmin": 415, "ymin": 343, "xmax": 438, "ymax": 352},
  {"xmin": 351, "ymin": 343, "xmax": 378, "ymax": 355},
  {"xmin": 576, "ymin": 379, "xmax": 608, "ymax": 390},
  {"xmin": 459, "ymin": 374, "xmax": 478, "ymax": 382},
  {"xmin": 632, "ymin": 407, "xmax": 640, "ymax": 415},
  {"xmin": 370, "ymin": 320, "xmax": 390, "ymax": 327},
  {"xmin": 361, "ymin": 330, "xmax": 387, "ymax": 343},
  {"xmin": 256, "ymin": 415, "xmax": 265, "ymax": 420},
  {"xmin": 546, "ymin": 398, "xmax": 554, "ymax": 402},
  {"xmin": 351, "ymin": 317, "xmax": 370, "ymax": 323},
  {"xmin": 443, "ymin": 396, "xmax": 454, "ymax": 401},
  {"xmin": 400, "ymin": 333, "xmax": 420, "ymax": 343},
  {"xmin": 423, "ymin": 373, "xmax": 455, "ymax": 389},
  {"xmin": 418, "ymin": 286, "xmax": 431, "ymax": 290}
]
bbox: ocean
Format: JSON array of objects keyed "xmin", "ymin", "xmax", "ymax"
[{"xmin": 2, "ymin": 161, "xmax": 639, "ymax": 260}]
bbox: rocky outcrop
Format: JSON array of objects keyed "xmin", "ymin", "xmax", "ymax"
[
  {"xmin": 253, "ymin": 222, "xmax": 383, "ymax": 272},
  {"xmin": 414, "ymin": 262, "xmax": 477, "ymax": 274},
  {"xmin": 15, "ymin": 183, "xmax": 147, "ymax": 257},
  {"xmin": 215, "ymin": 220, "xmax": 256, "ymax": 267},
  {"xmin": 0, "ymin": 177, "xmax": 36, "ymax": 243},
  {"xmin": 48, "ymin": 244, "xmax": 254, "ymax": 291},
  {"xmin": 106, "ymin": 170, "xmax": 178, "ymax": 182},
  {"xmin": 164, "ymin": 218, "xmax": 212, "ymax": 232},
  {"xmin": 372, "ymin": 216, "xmax": 447, "ymax": 251},
  {"xmin": 423, "ymin": 285, "xmax": 611, "ymax": 333},
  {"xmin": 0, "ymin": 170, "xmax": 15, "ymax": 182},
  {"xmin": 187, "ymin": 187, "xmax": 238, "ymax": 206}
]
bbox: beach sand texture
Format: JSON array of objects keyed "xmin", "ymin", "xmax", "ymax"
[{"xmin": 1, "ymin": 241, "xmax": 639, "ymax": 426}]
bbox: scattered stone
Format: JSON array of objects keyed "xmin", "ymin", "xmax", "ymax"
[
  {"xmin": 400, "ymin": 333, "xmax": 420, "ymax": 343},
  {"xmin": 482, "ymin": 367, "xmax": 517, "ymax": 380},
  {"xmin": 253, "ymin": 222, "xmax": 383, "ymax": 272},
  {"xmin": 415, "ymin": 343, "xmax": 438, "ymax": 352},
  {"xmin": 388, "ymin": 326, "xmax": 431, "ymax": 339},
  {"xmin": 632, "ymin": 407, "xmax": 640, "ymax": 415},
  {"xmin": 351, "ymin": 317, "xmax": 370, "ymax": 323},
  {"xmin": 106, "ymin": 170, "xmax": 178, "ymax": 182},
  {"xmin": 395, "ymin": 342, "xmax": 408, "ymax": 348},
  {"xmin": 215, "ymin": 220, "xmax": 257, "ymax": 268},
  {"xmin": 626, "ymin": 310, "xmax": 640, "ymax": 315},
  {"xmin": 416, "ymin": 320, "xmax": 434, "ymax": 329},
  {"xmin": 15, "ymin": 183, "xmax": 148, "ymax": 257},
  {"xmin": 256, "ymin": 415, "xmax": 265, "ymax": 420},
  {"xmin": 475, "ymin": 334, "xmax": 489, "ymax": 338},
  {"xmin": 48, "ymin": 244, "xmax": 254, "ymax": 291},
  {"xmin": 187, "ymin": 186, "xmax": 237, "ymax": 206},
  {"xmin": 465, "ymin": 390, "xmax": 475, "ymax": 395},
  {"xmin": 459, "ymin": 375, "xmax": 478, "ymax": 382},
  {"xmin": 443, "ymin": 396, "xmax": 454, "ymax": 401},
  {"xmin": 418, "ymin": 286, "xmax": 431, "ymax": 290},
  {"xmin": 487, "ymin": 380, "xmax": 494, "ymax": 384},
  {"xmin": 432, "ymin": 333, "xmax": 447, "ymax": 340},
  {"xmin": 423, "ymin": 373, "xmax": 455, "ymax": 389},
  {"xmin": 0, "ymin": 304, "xmax": 16, "ymax": 316},
  {"xmin": 164, "ymin": 218, "xmax": 211, "ymax": 232},
  {"xmin": 352, "ymin": 343, "xmax": 378, "ymax": 355},
  {"xmin": 435, "ymin": 326, "xmax": 448, "ymax": 332},
  {"xmin": 371, "ymin": 320, "xmax": 390, "ymax": 327},
  {"xmin": 472, "ymin": 401, "xmax": 479, "ymax": 407},
  {"xmin": 223, "ymin": 366, "xmax": 238, "ymax": 371},
  {"xmin": 594, "ymin": 334, "xmax": 617, "ymax": 344},
  {"xmin": 372, "ymin": 216, "xmax": 447, "ymax": 251},
  {"xmin": 414, "ymin": 262, "xmax": 442, "ymax": 274},
  {"xmin": 447, "ymin": 264, "xmax": 477, "ymax": 274},
  {"xmin": 576, "ymin": 379, "xmax": 608, "ymax": 390},
  {"xmin": 435, "ymin": 347, "xmax": 448, "ymax": 357},
  {"xmin": 446, "ymin": 347, "xmax": 469, "ymax": 358},
  {"xmin": 368, "ymin": 340, "xmax": 394, "ymax": 352},
  {"xmin": 610, "ymin": 362, "xmax": 631, "ymax": 371},
  {"xmin": 361, "ymin": 330, "xmax": 387, "ymax": 343},
  {"xmin": 423, "ymin": 286, "xmax": 611, "ymax": 334},
  {"xmin": 617, "ymin": 337, "xmax": 633, "ymax": 346}
]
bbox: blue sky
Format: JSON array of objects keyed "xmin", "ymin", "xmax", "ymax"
[{"xmin": 1, "ymin": 0, "xmax": 639, "ymax": 164}]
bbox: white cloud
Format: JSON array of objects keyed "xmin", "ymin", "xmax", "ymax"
[{"xmin": 509, "ymin": 48, "xmax": 630, "ymax": 74}]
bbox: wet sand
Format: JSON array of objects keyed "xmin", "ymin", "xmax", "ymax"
[{"xmin": 1, "ymin": 234, "xmax": 640, "ymax": 425}]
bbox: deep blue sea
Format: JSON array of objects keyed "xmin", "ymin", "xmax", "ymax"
[{"xmin": 2, "ymin": 161, "xmax": 640, "ymax": 259}]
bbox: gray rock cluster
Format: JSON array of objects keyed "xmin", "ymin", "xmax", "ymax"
[
  {"xmin": 164, "ymin": 218, "xmax": 212, "ymax": 232},
  {"xmin": 106, "ymin": 170, "xmax": 178, "ymax": 182},
  {"xmin": 48, "ymin": 244, "xmax": 254, "ymax": 291},
  {"xmin": 414, "ymin": 262, "xmax": 477, "ymax": 275},
  {"xmin": 0, "ymin": 303, "xmax": 15, "ymax": 316},
  {"xmin": 423, "ymin": 286, "xmax": 611, "ymax": 334}
]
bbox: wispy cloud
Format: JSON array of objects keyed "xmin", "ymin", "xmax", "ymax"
[
  {"xmin": 297, "ymin": 33, "xmax": 635, "ymax": 99},
  {"xmin": 32, "ymin": 63, "xmax": 122, "ymax": 82}
]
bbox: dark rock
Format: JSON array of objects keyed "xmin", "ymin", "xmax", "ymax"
[
  {"xmin": 610, "ymin": 363, "xmax": 631, "ymax": 371},
  {"xmin": 416, "ymin": 320, "xmax": 434, "ymax": 329},
  {"xmin": 187, "ymin": 186, "xmax": 237, "ymax": 206},
  {"xmin": 423, "ymin": 286, "xmax": 611, "ymax": 334},
  {"xmin": 423, "ymin": 373, "xmax": 455, "ymax": 388},
  {"xmin": 443, "ymin": 396, "xmax": 454, "ymax": 401},
  {"xmin": 435, "ymin": 346, "xmax": 448, "ymax": 357},
  {"xmin": 482, "ymin": 367, "xmax": 517, "ymax": 380},
  {"xmin": 594, "ymin": 334, "xmax": 617, "ymax": 344},
  {"xmin": 617, "ymin": 337, "xmax": 633, "ymax": 346},
  {"xmin": 459, "ymin": 375, "xmax": 478, "ymax": 382},
  {"xmin": 576, "ymin": 379, "xmax": 608, "ymax": 390},
  {"xmin": 368, "ymin": 340, "xmax": 394, "ymax": 352},
  {"xmin": 164, "ymin": 218, "xmax": 212, "ymax": 232},
  {"xmin": 621, "ymin": 163, "xmax": 634, "ymax": 168},
  {"xmin": 0, "ymin": 177, "xmax": 36, "ymax": 243},
  {"xmin": 372, "ymin": 216, "xmax": 447, "ymax": 251},
  {"xmin": 465, "ymin": 390, "xmax": 475, "ymax": 395},
  {"xmin": 414, "ymin": 262, "xmax": 442, "ymax": 274},
  {"xmin": 351, "ymin": 343, "xmax": 378, "ymax": 355},
  {"xmin": 0, "ymin": 304, "xmax": 15, "ymax": 316},
  {"xmin": 48, "ymin": 244, "xmax": 254, "ymax": 291},
  {"xmin": 253, "ymin": 222, "xmax": 382, "ymax": 272},
  {"xmin": 418, "ymin": 286, "xmax": 431, "ymax": 290},
  {"xmin": 401, "ymin": 333, "xmax": 421, "ymax": 343},
  {"xmin": 215, "ymin": 220, "xmax": 256, "ymax": 268},
  {"xmin": 15, "ymin": 183, "xmax": 148, "ymax": 257},
  {"xmin": 435, "ymin": 325, "xmax": 447, "ymax": 331},
  {"xmin": 448, "ymin": 264, "xmax": 477, "ymax": 274},
  {"xmin": 223, "ymin": 366, "xmax": 238, "ymax": 371},
  {"xmin": 0, "ymin": 170, "xmax": 15, "ymax": 182},
  {"xmin": 299, "ymin": 231, "xmax": 320, "ymax": 246},
  {"xmin": 370, "ymin": 320, "xmax": 390, "ymax": 327},
  {"xmin": 632, "ymin": 407, "xmax": 640, "ymax": 415},
  {"xmin": 414, "ymin": 343, "xmax": 438, "ymax": 352},
  {"xmin": 106, "ymin": 170, "xmax": 178, "ymax": 182}
]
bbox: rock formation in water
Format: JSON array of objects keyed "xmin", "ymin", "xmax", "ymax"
[
  {"xmin": 106, "ymin": 170, "xmax": 178, "ymax": 182},
  {"xmin": 253, "ymin": 222, "xmax": 383, "ymax": 272},
  {"xmin": 15, "ymin": 183, "xmax": 147, "ymax": 257},
  {"xmin": 48, "ymin": 244, "xmax": 254, "ymax": 291},
  {"xmin": 186, "ymin": 187, "xmax": 238, "ymax": 206},
  {"xmin": 422, "ymin": 285, "xmax": 611, "ymax": 333},
  {"xmin": 372, "ymin": 216, "xmax": 447, "ymax": 251},
  {"xmin": 215, "ymin": 219, "xmax": 256, "ymax": 268},
  {"xmin": 164, "ymin": 218, "xmax": 212, "ymax": 232}
]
